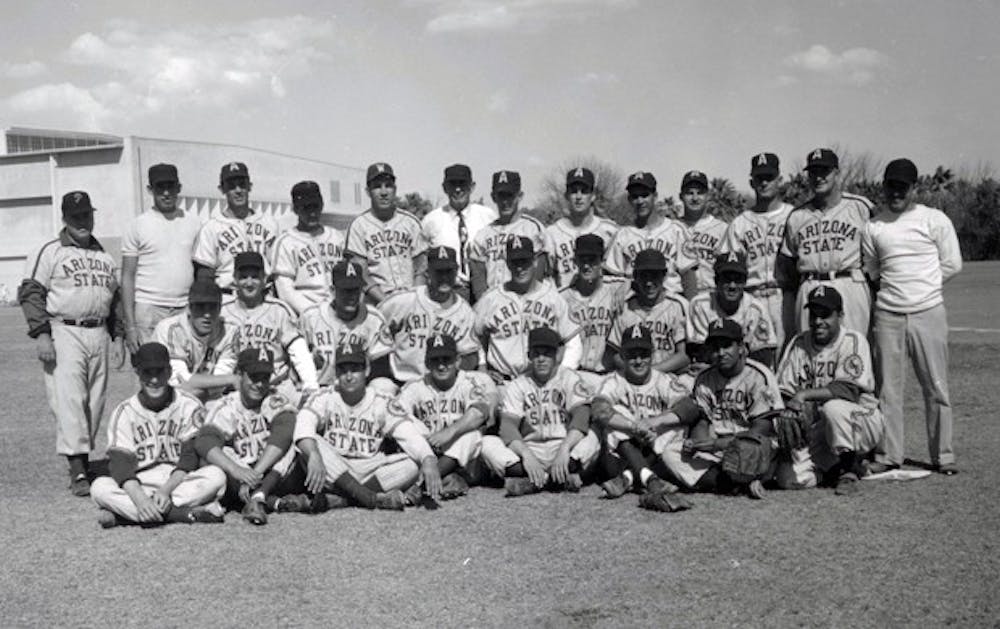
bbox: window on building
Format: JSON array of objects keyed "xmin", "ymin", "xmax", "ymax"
[
  {"xmin": 354, "ymin": 183, "xmax": 362, "ymax": 206},
  {"xmin": 329, "ymin": 180, "xmax": 340, "ymax": 204}
]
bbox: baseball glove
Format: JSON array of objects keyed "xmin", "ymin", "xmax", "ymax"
[
  {"xmin": 773, "ymin": 408, "xmax": 808, "ymax": 453},
  {"xmin": 639, "ymin": 489, "xmax": 692, "ymax": 513},
  {"xmin": 721, "ymin": 432, "xmax": 775, "ymax": 485}
]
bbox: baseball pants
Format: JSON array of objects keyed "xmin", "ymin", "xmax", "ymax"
[
  {"xmin": 479, "ymin": 431, "xmax": 600, "ymax": 477},
  {"xmin": 410, "ymin": 425, "xmax": 482, "ymax": 467},
  {"xmin": 311, "ymin": 439, "xmax": 419, "ymax": 492},
  {"xmin": 748, "ymin": 286, "xmax": 793, "ymax": 353},
  {"xmin": 576, "ymin": 370, "xmax": 611, "ymax": 393},
  {"xmin": 44, "ymin": 322, "xmax": 109, "ymax": 456},
  {"xmin": 91, "ymin": 464, "xmax": 226, "ymax": 521},
  {"xmin": 796, "ymin": 275, "xmax": 872, "ymax": 337},
  {"xmin": 872, "ymin": 304, "xmax": 954, "ymax": 467},
  {"xmin": 655, "ymin": 427, "xmax": 721, "ymax": 489},
  {"xmin": 134, "ymin": 302, "xmax": 185, "ymax": 345}
]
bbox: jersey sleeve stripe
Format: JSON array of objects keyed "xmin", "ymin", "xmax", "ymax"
[{"xmin": 28, "ymin": 238, "xmax": 60, "ymax": 280}]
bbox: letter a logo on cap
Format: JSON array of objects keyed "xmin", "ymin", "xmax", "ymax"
[
  {"xmin": 346, "ymin": 263, "xmax": 358, "ymax": 277},
  {"xmin": 73, "ymin": 192, "xmax": 83, "ymax": 203},
  {"xmin": 438, "ymin": 247, "xmax": 447, "ymax": 259},
  {"xmin": 498, "ymin": 171, "xmax": 508, "ymax": 183},
  {"xmin": 815, "ymin": 285, "xmax": 826, "ymax": 296},
  {"xmin": 432, "ymin": 334, "xmax": 444, "ymax": 347},
  {"xmin": 258, "ymin": 347, "xmax": 269, "ymax": 362},
  {"xmin": 229, "ymin": 162, "xmax": 240, "ymax": 172},
  {"xmin": 574, "ymin": 168, "xmax": 584, "ymax": 178},
  {"xmin": 755, "ymin": 154, "xmax": 767, "ymax": 166},
  {"xmin": 632, "ymin": 171, "xmax": 645, "ymax": 180},
  {"xmin": 631, "ymin": 325, "xmax": 643, "ymax": 339},
  {"xmin": 512, "ymin": 237, "xmax": 522, "ymax": 249},
  {"xmin": 811, "ymin": 149, "xmax": 823, "ymax": 161},
  {"xmin": 727, "ymin": 251, "xmax": 739, "ymax": 263},
  {"xmin": 376, "ymin": 163, "xmax": 385, "ymax": 173}
]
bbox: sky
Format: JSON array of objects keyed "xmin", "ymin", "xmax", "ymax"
[{"xmin": 1, "ymin": 0, "xmax": 997, "ymax": 205}]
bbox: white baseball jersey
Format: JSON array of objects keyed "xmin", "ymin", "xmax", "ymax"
[
  {"xmin": 271, "ymin": 226, "xmax": 345, "ymax": 307},
  {"xmin": 106, "ymin": 390, "xmax": 205, "ymax": 470},
  {"xmin": 390, "ymin": 371, "xmax": 497, "ymax": 433},
  {"xmin": 345, "ymin": 209, "xmax": 426, "ymax": 296},
  {"xmin": 545, "ymin": 215, "xmax": 619, "ymax": 285},
  {"xmin": 594, "ymin": 370, "xmax": 691, "ymax": 420},
  {"xmin": 204, "ymin": 390, "xmax": 297, "ymax": 466},
  {"xmin": 295, "ymin": 388, "xmax": 403, "ymax": 458},
  {"xmin": 780, "ymin": 193, "xmax": 873, "ymax": 274},
  {"xmin": 298, "ymin": 303, "xmax": 393, "ymax": 386},
  {"xmin": 501, "ymin": 367, "xmax": 591, "ymax": 441},
  {"xmin": 221, "ymin": 297, "xmax": 302, "ymax": 378},
  {"xmin": 604, "ymin": 218, "xmax": 696, "ymax": 293},
  {"xmin": 560, "ymin": 277, "xmax": 630, "ymax": 372},
  {"xmin": 681, "ymin": 214, "xmax": 728, "ymax": 292},
  {"xmin": 607, "ymin": 294, "xmax": 689, "ymax": 364},
  {"xmin": 469, "ymin": 215, "xmax": 550, "ymax": 288},
  {"xmin": 688, "ymin": 292, "xmax": 776, "ymax": 352},
  {"xmin": 692, "ymin": 359, "xmax": 783, "ymax": 435},
  {"xmin": 776, "ymin": 327, "xmax": 878, "ymax": 408},
  {"xmin": 23, "ymin": 233, "xmax": 119, "ymax": 321},
  {"xmin": 153, "ymin": 312, "xmax": 239, "ymax": 382},
  {"xmin": 121, "ymin": 209, "xmax": 202, "ymax": 307},
  {"xmin": 192, "ymin": 208, "xmax": 280, "ymax": 289},
  {"xmin": 722, "ymin": 204, "xmax": 794, "ymax": 289}
]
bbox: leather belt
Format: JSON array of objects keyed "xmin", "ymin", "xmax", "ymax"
[
  {"xmin": 59, "ymin": 318, "xmax": 106, "ymax": 328},
  {"xmin": 801, "ymin": 270, "xmax": 853, "ymax": 281}
]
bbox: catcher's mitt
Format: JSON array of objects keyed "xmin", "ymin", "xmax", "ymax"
[
  {"xmin": 721, "ymin": 432, "xmax": 775, "ymax": 485},
  {"xmin": 773, "ymin": 409, "xmax": 809, "ymax": 453},
  {"xmin": 638, "ymin": 490, "xmax": 692, "ymax": 513}
]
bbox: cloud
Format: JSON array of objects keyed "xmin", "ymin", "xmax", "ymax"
[
  {"xmin": 6, "ymin": 83, "xmax": 110, "ymax": 130},
  {"xmin": 487, "ymin": 90, "xmax": 511, "ymax": 113},
  {"xmin": 419, "ymin": 0, "xmax": 636, "ymax": 34},
  {"xmin": 575, "ymin": 72, "xmax": 619, "ymax": 85},
  {"xmin": 1, "ymin": 61, "xmax": 47, "ymax": 79},
  {"xmin": 783, "ymin": 44, "xmax": 889, "ymax": 85}
]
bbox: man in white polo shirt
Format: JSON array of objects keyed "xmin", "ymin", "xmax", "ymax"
[{"xmin": 862, "ymin": 158, "xmax": 962, "ymax": 475}]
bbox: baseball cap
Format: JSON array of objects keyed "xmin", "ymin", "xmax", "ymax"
[
  {"xmin": 506, "ymin": 236, "xmax": 535, "ymax": 261},
  {"xmin": 234, "ymin": 251, "xmax": 265, "ymax": 271},
  {"xmin": 220, "ymin": 161, "xmax": 250, "ymax": 183},
  {"xmin": 528, "ymin": 327, "xmax": 561, "ymax": 350},
  {"xmin": 574, "ymin": 234, "xmax": 605, "ymax": 258},
  {"xmin": 566, "ymin": 167, "xmax": 595, "ymax": 189},
  {"xmin": 626, "ymin": 171, "xmax": 657, "ymax": 192},
  {"xmin": 681, "ymin": 170, "xmax": 709, "ymax": 190},
  {"xmin": 492, "ymin": 170, "xmax": 521, "ymax": 194},
  {"xmin": 427, "ymin": 245, "xmax": 458, "ymax": 271},
  {"xmin": 366, "ymin": 162, "xmax": 396, "ymax": 184},
  {"xmin": 883, "ymin": 158, "xmax": 918, "ymax": 185},
  {"xmin": 61, "ymin": 191, "xmax": 95, "ymax": 216},
  {"xmin": 131, "ymin": 342, "xmax": 170, "ymax": 369},
  {"xmin": 634, "ymin": 248, "xmax": 667, "ymax": 272},
  {"xmin": 713, "ymin": 251, "xmax": 748, "ymax": 278},
  {"xmin": 706, "ymin": 318, "xmax": 744, "ymax": 343},
  {"xmin": 805, "ymin": 285, "xmax": 843, "ymax": 312},
  {"xmin": 750, "ymin": 153, "xmax": 780, "ymax": 177},
  {"xmin": 332, "ymin": 260, "xmax": 365, "ymax": 289},
  {"xmin": 443, "ymin": 164, "xmax": 472, "ymax": 184},
  {"xmin": 804, "ymin": 148, "xmax": 838, "ymax": 171},
  {"xmin": 237, "ymin": 347, "xmax": 275, "ymax": 377},
  {"xmin": 620, "ymin": 325, "xmax": 653, "ymax": 352},
  {"xmin": 148, "ymin": 163, "xmax": 179, "ymax": 186},
  {"xmin": 335, "ymin": 342, "xmax": 367, "ymax": 366},
  {"xmin": 291, "ymin": 180, "xmax": 323, "ymax": 208},
  {"xmin": 425, "ymin": 333, "xmax": 458, "ymax": 360},
  {"xmin": 188, "ymin": 279, "xmax": 222, "ymax": 305}
]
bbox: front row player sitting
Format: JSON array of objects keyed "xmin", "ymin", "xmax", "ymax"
[
  {"xmin": 480, "ymin": 327, "xmax": 600, "ymax": 497},
  {"xmin": 91, "ymin": 343, "xmax": 227, "ymax": 527}
]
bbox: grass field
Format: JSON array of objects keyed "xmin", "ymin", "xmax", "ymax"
[{"xmin": 2, "ymin": 264, "xmax": 998, "ymax": 628}]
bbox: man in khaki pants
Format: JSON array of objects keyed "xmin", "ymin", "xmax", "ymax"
[{"xmin": 862, "ymin": 158, "xmax": 962, "ymax": 475}]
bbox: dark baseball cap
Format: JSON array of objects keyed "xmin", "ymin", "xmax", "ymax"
[
  {"xmin": 291, "ymin": 180, "xmax": 323, "ymax": 208},
  {"xmin": 132, "ymin": 342, "xmax": 170, "ymax": 369},
  {"xmin": 425, "ymin": 333, "xmax": 458, "ymax": 360},
  {"xmin": 805, "ymin": 285, "xmax": 843, "ymax": 312},
  {"xmin": 566, "ymin": 167, "xmax": 595, "ymax": 189},
  {"xmin": 335, "ymin": 342, "xmax": 367, "ymax": 366},
  {"xmin": 750, "ymin": 153, "xmax": 780, "ymax": 177},
  {"xmin": 234, "ymin": 251, "xmax": 265, "ymax": 271},
  {"xmin": 506, "ymin": 236, "xmax": 535, "ymax": 261},
  {"xmin": 574, "ymin": 234, "xmax": 605, "ymax": 258},
  {"xmin": 528, "ymin": 326, "xmax": 561, "ymax": 350},
  {"xmin": 366, "ymin": 162, "xmax": 396, "ymax": 184},
  {"xmin": 332, "ymin": 260, "xmax": 364, "ymax": 289},
  {"xmin": 681, "ymin": 170, "xmax": 709, "ymax": 190},
  {"xmin": 220, "ymin": 161, "xmax": 250, "ymax": 183},
  {"xmin": 443, "ymin": 164, "xmax": 472, "ymax": 183},
  {"xmin": 427, "ymin": 245, "xmax": 458, "ymax": 270},
  {"xmin": 61, "ymin": 191, "xmax": 95, "ymax": 216},
  {"xmin": 620, "ymin": 325, "xmax": 653, "ymax": 352},
  {"xmin": 188, "ymin": 279, "xmax": 222, "ymax": 305},
  {"xmin": 626, "ymin": 171, "xmax": 657, "ymax": 192},
  {"xmin": 492, "ymin": 170, "xmax": 521, "ymax": 193},
  {"xmin": 237, "ymin": 347, "xmax": 275, "ymax": 377},
  {"xmin": 148, "ymin": 163, "xmax": 179, "ymax": 186},
  {"xmin": 713, "ymin": 251, "xmax": 748, "ymax": 278},
  {"xmin": 805, "ymin": 148, "xmax": 838, "ymax": 171},
  {"xmin": 706, "ymin": 318, "xmax": 744, "ymax": 343},
  {"xmin": 634, "ymin": 248, "xmax": 667, "ymax": 272},
  {"xmin": 883, "ymin": 158, "xmax": 918, "ymax": 185}
]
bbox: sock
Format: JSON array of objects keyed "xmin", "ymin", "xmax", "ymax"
[
  {"xmin": 621, "ymin": 470, "xmax": 634, "ymax": 486},
  {"xmin": 568, "ymin": 459, "xmax": 582, "ymax": 474},
  {"xmin": 258, "ymin": 470, "xmax": 280, "ymax": 498},
  {"xmin": 839, "ymin": 451, "xmax": 858, "ymax": 477},
  {"xmin": 66, "ymin": 454, "xmax": 88, "ymax": 477},
  {"xmin": 504, "ymin": 462, "xmax": 527, "ymax": 478},
  {"xmin": 692, "ymin": 466, "xmax": 721, "ymax": 492},
  {"xmin": 639, "ymin": 468, "xmax": 654, "ymax": 486},
  {"xmin": 602, "ymin": 450, "xmax": 626, "ymax": 478},
  {"xmin": 362, "ymin": 477, "xmax": 386, "ymax": 493},
  {"xmin": 616, "ymin": 441, "xmax": 650, "ymax": 476},
  {"xmin": 342, "ymin": 474, "xmax": 378, "ymax": 508},
  {"xmin": 437, "ymin": 456, "xmax": 458, "ymax": 478},
  {"xmin": 164, "ymin": 505, "xmax": 192, "ymax": 523}
]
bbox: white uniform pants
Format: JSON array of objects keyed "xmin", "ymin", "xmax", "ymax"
[
  {"xmin": 480, "ymin": 431, "xmax": 600, "ymax": 476},
  {"xmin": 91, "ymin": 464, "xmax": 226, "ymax": 521},
  {"xmin": 312, "ymin": 439, "xmax": 418, "ymax": 492},
  {"xmin": 44, "ymin": 323, "xmax": 109, "ymax": 456}
]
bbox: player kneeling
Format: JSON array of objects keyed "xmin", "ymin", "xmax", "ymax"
[
  {"xmin": 389, "ymin": 333, "xmax": 498, "ymax": 502},
  {"xmin": 291, "ymin": 343, "xmax": 443, "ymax": 511},
  {"xmin": 193, "ymin": 348, "xmax": 301, "ymax": 525},
  {"xmin": 481, "ymin": 327, "xmax": 599, "ymax": 496},
  {"xmin": 91, "ymin": 343, "xmax": 227, "ymax": 528}
]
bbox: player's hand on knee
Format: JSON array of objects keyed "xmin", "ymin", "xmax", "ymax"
[
  {"xmin": 521, "ymin": 452, "xmax": 548, "ymax": 488},
  {"xmin": 550, "ymin": 449, "xmax": 571, "ymax": 485},
  {"xmin": 232, "ymin": 465, "xmax": 262, "ymax": 488},
  {"xmin": 36, "ymin": 334, "xmax": 55, "ymax": 363},
  {"xmin": 427, "ymin": 427, "xmax": 454, "ymax": 453},
  {"xmin": 305, "ymin": 456, "xmax": 326, "ymax": 495},
  {"xmin": 135, "ymin": 495, "xmax": 164, "ymax": 523},
  {"xmin": 421, "ymin": 457, "xmax": 443, "ymax": 501},
  {"xmin": 151, "ymin": 490, "xmax": 173, "ymax": 514}
]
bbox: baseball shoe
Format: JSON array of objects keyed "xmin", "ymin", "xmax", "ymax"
[
  {"xmin": 645, "ymin": 476, "xmax": 679, "ymax": 495},
  {"xmin": 601, "ymin": 473, "xmax": 632, "ymax": 499},
  {"xmin": 834, "ymin": 472, "xmax": 861, "ymax": 496},
  {"xmin": 638, "ymin": 490, "xmax": 693, "ymax": 513},
  {"xmin": 273, "ymin": 494, "xmax": 313, "ymax": 513},
  {"xmin": 241, "ymin": 500, "xmax": 268, "ymax": 525},
  {"xmin": 504, "ymin": 477, "xmax": 541, "ymax": 498},
  {"xmin": 403, "ymin": 483, "xmax": 423, "ymax": 507},
  {"xmin": 97, "ymin": 509, "xmax": 119, "ymax": 529},
  {"xmin": 440, "ymin": 473, "xmax": 469, "ymax": 500},
  {"xmin": 374, "ymin": 490, "xmax": 406, "ymax": 511},
  {"xmin": 187, "ymin": 502, "xmax": 225, "ymax": 524},
  {"xmin": 70, "ymin": 474, "xmax": 91, "ymax": 497},
  {"xmin": 563, "ymin": 473, "xmax": 583, "ymax": 493},
  {"xmin": 310, "ymin": 493, "xmax": 351, "ymax": 513},
  {"xmin": 863, "ymin": 461, "xmax": 899, "ymax": 476},
  {"xmin": 936, "ymin": 463, "xmax": 959, "ymax": 476},
  {"xmin": 748, "ymin": 479, "xmax": 767, "ymax": 500}
]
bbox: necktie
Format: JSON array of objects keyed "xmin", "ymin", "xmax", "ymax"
[{"xmin": 457, "ymin": 208, "xmax": 468, "ymax": 275}]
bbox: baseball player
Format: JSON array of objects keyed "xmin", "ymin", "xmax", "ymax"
[
  {"xmin": 606, "ymin": 249, "xmax": 690, "ymax": 376},
  {"xmin": 192, "ymin": 162, "xmax": 279, "ymax": 291},
  {"xmin": 688, "ymin": 252, "xmax": 777, "ymax": 368},
  {"xmin": 153, "ymin": 279, "xmax": 239, "ymax": 401},
  {"xmin": 773, "ymin": 286, "xmax": 884, "ymax": 495},
  {"xmin": 473, "ymin": 236, "xmax": 582, "ymax": 382},
  {"xmin": 777, "ymin": 148, "xmax": 873, "ymax": 336},
  {"xmin": 91, "ymin": 342, "xmax": 226, "ymax": 528},
  {"xmin": 421, "ymin": 164, "xmax": 498, "ymax": 302},
  {"xmin": 591, "ymin": 325, "xmax": 695, "ymax": 499},
  {"xmin": 722, "ymin": 153, "xmax": 795, "ymax": 349},
  {"xmin": 292, "ymin": 342, "xmax": 442, "ymax": 510},
  {"xmin": 469, "ymin": 170, "xmax": 550, "ymax": 299},
  {"xmin": 345, "ymin": 162, "xmax": 427, "ymax": 304},
  {"xmin": 480, "ymin": 327, "xmax": 599, "ymax": 496},
  {"xmin": 194, "ymin": 348, "xmax": 301, "ymax": 525},
  {"xmin": 272, "ymin": 180, "xmax": 346, "ymax": 315},
  {"xmin": 677, "ymin": 170, "xmax": 728, "ymax": 294},
  {"xmin": 862, "ymin": 158, "xmax": 963, "ymax": 475},
  {"xmin": 388, "ymin": 333, "xmax": 499, "ymax": 501},
  {"xmin": 121, "ymin": 163, "xmax": 202, "ymax": 351},
  {"xmin": 298, "ymin": 260, "xmax": 394, "ymax": 388},
  {"xmin": 605, "ymin": 171, "xmax": 697, "ymax": 297},
  {"xmin": 221, "ymin": 252, "xmax": 319, "ymax": 404},
  {"xmin": 559, "ymin": 234, "xmax": 630, "ymax": 390},
  {"xmin": 18, "ymin": 190, "xmax": 123, "ymax": 496},
  {"xmin": 546, "ymin": 167, "xmax": 619, "ymax": 287},
  {"xmin": 379, "ymin": 246, "xmax": 480, "ymax": 383}
]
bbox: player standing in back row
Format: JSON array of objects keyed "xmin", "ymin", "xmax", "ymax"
[
  {"xmin": 545, "ymin": 167, "xmax": 618, "ymax": 287},
  {"xmin": 677, "ymin": 170, "xmax": 727, "ymax": 295}
]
